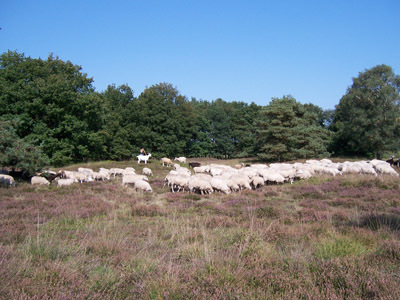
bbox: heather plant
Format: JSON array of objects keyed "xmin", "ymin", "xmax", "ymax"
[{"xmin": 0, "ymin": 159, "xmax": 399, "ymax": 299}]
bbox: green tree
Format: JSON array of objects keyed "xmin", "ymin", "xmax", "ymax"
[
  {"xmin": 230, "ymin": 101, "xmax": 261, "ymax": 157},
  {"xmin": 131, "ymin": 83, "xmax": 197, "ymax": 157},
  {"xmin": 0, "ymin": 51, "xmax": 104, "ymax": 166},
  {"xmin": 256, "ymin": 96, "xmax": 331, "ymax": 162},
  {"xmin": 330, "ymin": 65, "xmax": 400, "ymax": 159},
  {"xmin": 205, "ymin": 99, "xmax": 235, "ymax": 158},
  {"xmin": 0, "ymin": 120, "xmax": 49, "ymax": 174},
  {"xmin": 186, "ymin": 99, "xmax": 213, "ymax": 157},
  {"xmin": 100, "ymin": 84, "xmax": 135, "ymax": 160}
]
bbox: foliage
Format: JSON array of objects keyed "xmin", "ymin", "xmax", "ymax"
[
  {"xmin": 0, "ymin": 120, "xmax": 49, "ymax": 174},
  {"xmin": 256, "ymin": 96, "xmax": 331, "ymax": 161},
  {"xmin": 330, "ymin": 64, "xmax": 400, "ymax": 159},
  {"xmin": 1, "ymin": 50, "xmax": 399, "ymax": 167},
  {"xmin": 0, "ymin": 50, "xmax": 103, "ymax": 166},
  {"xmin": 129, "ymin": 83, "xmax": 198, "ymax": 158}
]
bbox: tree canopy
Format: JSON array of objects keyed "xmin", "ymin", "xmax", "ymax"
[
  {"xmin": 256, "ymin": 96, "xmax": 331, "ymax": 162},
  {"xmin": 330, "ymin": 65, "xmax": 400, "ymax": 159},
  {"xmin": 1, "ymin": 50, "xmax": 398, "ymax": 172}
]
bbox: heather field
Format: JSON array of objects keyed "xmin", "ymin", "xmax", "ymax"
[{"xmin": 1, "ymin": 159, "xmax": 399, "ymax": 299}]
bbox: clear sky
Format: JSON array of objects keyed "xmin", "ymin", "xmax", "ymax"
[{"xmin": 1, "ymin": 0, "xmax": 399, "ymax": 110}]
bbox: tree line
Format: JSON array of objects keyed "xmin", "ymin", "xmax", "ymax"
[{"xmin": 1, "ymin": 50, "xmax": 399, "ymax": 173}]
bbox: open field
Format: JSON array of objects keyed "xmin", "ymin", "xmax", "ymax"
[{"xmin": 1, "ymin": 158, "xmax": 399, "ymax": 299}]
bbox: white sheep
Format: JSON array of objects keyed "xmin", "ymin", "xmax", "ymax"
[
  {"xmin": 110, "ymin": 168, "xmax": 125, "ymax": 177},
  {"xmin": 134, "ymin": 180, "xmax": 153, "ymax": 192},
  {"xmin": 225, "ymin": 178, "xmax": 240, "ymax": 192},
  {"xmin": 230, "ymin": 174, "xmax": 252, "ymax": 190},
  {"xmin": 294, "ymin": 169, "xmax": 313, "ymax": 180},
  {"xmin": 210, "ymin": 177, "xmax": 231, "ymax": 194},
  {"xmin": 122, "ymin": 169, "xmax": 136, "ymax": 176},
  {"xmin": 0, "ymin": 174, "xmax": 16, "ymax": 186},
  {"xmin": 188, "ymin": 176, "xmax": 213, "ymax": 195},
  {"xmin": 165, "ymin": 173, "xmax": 190, "ymax": 192},
  {"xmin": 251, "ymin": 176, "xmax": 265, "ymax": 189},
  {"xmin": 210, "ymin": 168, "xmax": 224, "ymax": 177},
  {"xmin": 122, "ymin": 174, "xmax": 149, "ymax": 187},
  {"xmin": 174, "ymin": 157, "xmax": 186, "ymax": 163},
  {"xmin": 142, "ymin": 167, "xmax": 153, "ymax": 177},
  {"xmin": 161, "ymin": 157, "xmax": 173, "ymax": 167},
  {"xmin": 258, "ymin": 170, "xmax": 285, "ymax": 184},
  {"xmin": 193, "ymin": 166, "xmax": 209, "ymax": 174},
  {"xmin": 176, "ymin": 167, "xmax": 191, "ymax": 176},
  {"xmin": 99, "ymin": 168, "xmax": 110, "ymax": 174},
  {"xmin": 78, "ymin": 167, "xmax": 94, "ymax": 175},
  {"xmin": 60, "ymin": 170, "xmax": 76, "ymax": 180},
  {"xmin": 137, "ymin": 154, "xmax": 152, "ymax": 164},
  {"xmin": 374, "ymin": 163, "xmax": 399, "ymax": 176},
  {"xmin": 73, "ymin": 172, "xmax": 93, "ymax": 183},
  {"xmin": 239, "ymin": 167, "xmax": 259, "ymax": 179},
  {"xmin": 31, "ymin": 176, "xmax": 50, "ymax": 186},
  {"xmin": 57, "ymin": 178, "xmax": 74, "ymax": 187},
  {"xmin": 92, "ymin": 172, "xmax": 110, "ymax": 181}
]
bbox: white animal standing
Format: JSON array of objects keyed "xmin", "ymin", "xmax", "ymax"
[{"xmin": 137, "ymin": 154, "xmax": 152, "ymax": 164}]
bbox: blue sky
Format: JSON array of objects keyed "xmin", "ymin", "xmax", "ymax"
[{"xmin": 1, "ymin": 0, "xmax": 399, "ymax": 109}]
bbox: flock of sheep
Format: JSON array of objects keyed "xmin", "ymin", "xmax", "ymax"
[
  {"xmin": 0, "ymin": 157, "xmax": 398, "ymax": 194},
  {"xmin": 162, "ymin": 158, "xmax": 399, "ymax": 195}
]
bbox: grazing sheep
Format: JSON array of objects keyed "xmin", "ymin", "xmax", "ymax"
[
  {"xmin": 31, "ymin": 176, "xmax": 50, "ymax": 186},
  {"xmin": 258, "ymin": 170, "xmax": 285, "ymax": 184},
  {"xmin": 251, "ymin": 176, "xmax": 265, "ymax": 189},
  {"xmin": 142, "ymin": 167, "xmax": 153, "ymax": 177},
  {"xmin": 78, "ymin": 167, "xmax": 94, "ymax": 175},
  {"xmin": 60, "ymin": 170, "xmax": 76, "ymax": 180},
  {"xmin": 137, "ymin": 154, "xmax": 151, "ymax": 164},
  {"xmin": 134, "ymin": 180, "xmax": 153, "ymax": 192},
  {"xmin": 122, "ymin": 174, "xmax": 149, "ymax": 187},
  {"xmin": 122, "ymin": 169, "xmax": 136, "ymax": 176},
  {"xmin": 164, "ymin": 173, "xmax": 190, "ymax": 192},
  {"xmin": 174, "ymin": 157, "xmax": 186, "ymax": 163},
  {"xmin": 175, "ymin": 167, "xmax": 191, "ymax": 176},
  {"xmin": 210, "ymin": 177, "xmax": 231, "ymax": 194},
  {"xmin": 294, "ymin": 169, "xmax": 313, "ymax": 180},
  {"xmin": 92, "ymin": 172, "xmax": 110, "ymax": 181},
  {"xmin": 374, "ymin": 163, "xmax": 399, "ymax": 176},
  {"xmin": 210, "ymin": 168, "xmax": 224, "ymax": 177},
  {"xmin": 225, "ymin": 178, "xmax": 240, "ymax": 192},
  {"xmin": 73, "ymin": 172, "xmax": 93, "ymax": 183},
  {"xmin": 110, "ymin": 168, "xmax": 125, "ymax": 177},
  {"xmin": 239, "ymin": 167, "xmax": 259, "ymax": 179},
  {"xmin": 188, "ymin": 176, "xmax": 213, "ymax": 195},
  {"xmin": 0, "ymin": 174, "xmax": 16, "ymax": 186},
  {"xmin": 99, "ymin": 168, "xmax": 110, "ymax": 174},
  {"xmin": 57, "ymin": 178, "xmax": 74, "ymax": 187},
  {"xmin": 193, "ymin": 166, "xmax": 209, "ymax": 174},
  {"xmin": 161, "ymin": 157, "xmax": 173, "ymax": 167},
  {"xmin": 230, "ymin": 174, "xmax": 252, "ymax": 190}
]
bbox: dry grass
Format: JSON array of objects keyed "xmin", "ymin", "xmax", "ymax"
[{"xmin": 0, "ymin": 158, "xmax": 399, "ymax": 299}]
